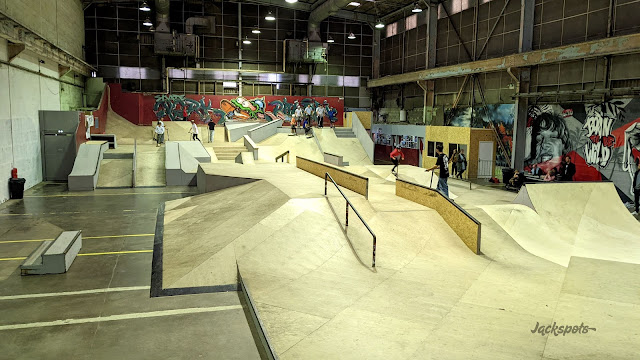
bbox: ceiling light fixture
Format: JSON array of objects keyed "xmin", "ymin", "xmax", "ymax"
[
  {"xmin": 265, "ymin": 11, "xmax": 276, "ymax": 21},
  {"xmin": 412, "ymin": 3, "xmax": 422, "ymax": 12},
  {"xmin": 348, "ymin": 32, "xmax": 356, "ymax": 40},
  {"xmin": 375, "ymin": 20, "xmax": 385, "ymax": 28},
  {"xmin": 243, "ymin": 36, "xmax": 252, "ymax": 45},
  {"xmin": 285, "ymin": 0, "xmax": 298, "ymax": 3},
  {"xmin": 252, "ymin": 27, "xmax": 261, "ymax": 34},
  {"xmin": 348, "ymin": 2, "xmax": 361, "ymax": 6},
  {"xmin": 143, "ymin": 17, "xmax": 153, "ymax": 26},
  {"xmin": 327, "ymin": 36, "xmax": 335, "ymax": 43},
  {"xmin": 139, "ymin": 1, "xmax": 150, "ymax": 11}
]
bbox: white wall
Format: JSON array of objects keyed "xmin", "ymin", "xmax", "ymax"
[
  {"xmin": 0, "ymin": 39, "xmax": 62, "ymax": 203},
  {"xmin": 352, "ymin": 113, "xmax": 374, "ymax": 162}
]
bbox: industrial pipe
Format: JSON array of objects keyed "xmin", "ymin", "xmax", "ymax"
[{"xmin": 308, "ymin": 0, "xmax": 353, "ymax": 41}]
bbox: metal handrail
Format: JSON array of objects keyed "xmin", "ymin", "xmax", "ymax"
[
  {"xmin": 275, "ymin": 150, "xmax": 290, "ymax": 163},
  {"xmin": 324, "ymin": 172, "xmax": 377, "ymax": 268}
]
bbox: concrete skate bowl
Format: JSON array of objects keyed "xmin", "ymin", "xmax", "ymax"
[{"xmin": 480, "ymin": 182, "xmax": 640, "ymax": 267}]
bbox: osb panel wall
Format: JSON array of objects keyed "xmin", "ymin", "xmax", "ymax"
[
  {"xmin": 422, "ymin": 126, "xmax": 471, "ymax": 169},
  {"xmin": 396, "ymin": 179, "xmax": 480, "ymax": 254},
  {"xmin": 355, "ymin": 111, "xmax": 372, "ymax": 129},
  {"xmin": 469, "ymin": 129, "xmax": 496, "ymax": 179},
  {"xmin": 296, "ymin": 157, "xmax": 369, "ymax": 198},
  {"xmin": 344, "ymin": 112, "xmax": 353, "ymax": 128}
]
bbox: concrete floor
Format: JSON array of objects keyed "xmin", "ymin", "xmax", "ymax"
[{"xmin": 0, "ymin": 183, "xmax": 261, "ymax": 360}]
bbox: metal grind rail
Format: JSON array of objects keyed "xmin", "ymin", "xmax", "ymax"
[
  {"xmin": 275, "ymin": 150, "xmax": 290, "ymax": 163},
  {"xmin": 324, "ymin": 172, "xmax": 377, "ymax": 268}
]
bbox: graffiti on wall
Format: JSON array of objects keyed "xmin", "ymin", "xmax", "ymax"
[
  {"xmin": 154, "ymin": 94, "xmax": 226, "ymax": 123},
  {"xmin": 526, "ymin": 99, "xmax": 640, "ymax": 201},
  {"xmin": 446, "ymin": 104, "xmax": 515, "ymax": 166},
  {"xmin": 153, "ymin": 95, "xmax": 342, "ymax": 125}
]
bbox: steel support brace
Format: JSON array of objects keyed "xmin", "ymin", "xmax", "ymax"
[{"xmin": 368, "ymin": 33, "xmax": 640, "ymax": 87}]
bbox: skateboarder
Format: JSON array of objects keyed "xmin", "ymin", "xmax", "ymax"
[
  {"xmin": 316, "ymin": 104, "xmax": 325, "ymax": 128},
  {"xmin": 155, "ymin": 121, "xmax": 165, "ymax": 147},
  {"xmin": 189, "ymin": 120, "xmax": 200, "ymax": 141},
  {"xmin": 426, "ymin": 144, "xmax": 450, "ymax": 197},
  {"xmin": 390, "ymin": 145, "xmax": 404, "ymax": 176}
]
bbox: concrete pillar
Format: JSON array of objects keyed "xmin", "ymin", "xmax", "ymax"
[{"xmin": 426, "ymin": 5, "xmax": 437, "ymax": 69}]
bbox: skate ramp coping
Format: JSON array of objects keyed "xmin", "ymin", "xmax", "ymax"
[
  {"xmin": 395, "ymin": 178, "xmax": 481, "ymax": 254},
  {"xmin": 68, "ymin": 140, "xmax": 109, "ymax": 191},
  {"xmin": 296, "ymin": 156, "xmax": 368, "ymax": 199}
]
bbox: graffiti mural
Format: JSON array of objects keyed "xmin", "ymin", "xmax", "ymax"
[
  {"xmin": 153, "ymin": 94, "xmax": 226, "ymax": 123},
  {"xmin": 151, "ymin": 94, "xmax": 343, "ymax": 126},
  {"xmin": 526, "ymin": 98, "xmax": 640, "ymax": 201},
  {"xmin": 446, "ymin": 104, "xmax": 515, "ymax": 166}
]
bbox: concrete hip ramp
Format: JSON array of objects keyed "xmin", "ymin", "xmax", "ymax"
[{"xmin": 480, "ymin": 182, "xmax": 640, "ymax": 267}]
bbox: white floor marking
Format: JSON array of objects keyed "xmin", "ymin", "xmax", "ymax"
[
  {"xmin": 0, "ymin": 286, "xmax": 150, "ymax": 301},
  {"xmin": 0, "ymin": 305, "xmax": 243, "ymax": 330}
]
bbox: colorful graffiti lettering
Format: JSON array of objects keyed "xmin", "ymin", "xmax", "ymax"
[
  {"xmin": 154, "ymin": 94, "xmax": 225, "ymax": 123},
  {"xmin": 582, "ymin": 102, "xmax": 625, "ymax": 167},
  {"xmin": 220, "ymin": 97, "xmax": 269, "ymax": 120}
]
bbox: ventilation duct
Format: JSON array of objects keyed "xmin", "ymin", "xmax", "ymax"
[{"xmin": 308, "ymin": 0, "xmax": 354, "ymax": 41}]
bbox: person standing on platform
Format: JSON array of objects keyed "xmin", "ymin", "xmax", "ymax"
[
  {"xmin": 189, "ymin": 120, "xmax": 200, "ymax": 141},
  {"xmin": 305, "ymin": 104, "xmax": 313, "ymax": 125},
  {"xmin": 390, "ymin": 145, "xmax": 405, "ymax": 176},
  {"xmin": 316, "ymin": 103, "xmax": 325, "ymax": 128},
  {"xmin": 207, "ymin": 121, "xmax": 215, "ymax": 143},
  {"xmin": 155, "ymin": 121, "xmax": 165, "ymax": 147},
  {"xmin": 426, "ymin": 144, "xmax": 450, "ymax": 197},
  {"xmin": 182, "ymin": 106, "xmax": 189, "ymax": 122},
  {"xmin": 560, "ymin": 155, "xmax": 576, "ymax": 181},
  {"xmin": 457, "ymin": 149, "xmax": 467, "ymax": 179},
  {"xmin": 451, "ymin": 149, "xmax": 459, "ymax": 177}
]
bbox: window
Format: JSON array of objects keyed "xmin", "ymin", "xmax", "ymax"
[
  {"xmin": 405, "ymin": 14, "xmax": 417, "ymax": 31},
  {"xmin": 386, "ymin": 22, "xmax": 397, "ymax": 38},
  {"xmin": 427, "ymin": 141, "xmax": 435, "ymax": 157},
  {"xmin": 449, "ymin": 143, "xmax": 460, "ymax": 157}
]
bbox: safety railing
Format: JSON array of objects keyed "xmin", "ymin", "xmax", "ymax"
[
  {"xmin": 276, "ymin": 150, "xmax": 290, "ymax": 163},
  {"xmin": 324, "ymin": 172, "xmax": 377, "ymax": 268}
]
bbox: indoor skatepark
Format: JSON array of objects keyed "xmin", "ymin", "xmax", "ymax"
[{"xmin": 2, "ymin": 0, "xmax": 640, "ymax": 359}]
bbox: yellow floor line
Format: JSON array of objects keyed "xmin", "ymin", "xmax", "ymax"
[
  {"xmin": 0, "ymin": 249, "xmax": 152, "ymax": 261},
  {"xmin": 0, "ymin": 233, "xmax": 154, "ymax": 244}
]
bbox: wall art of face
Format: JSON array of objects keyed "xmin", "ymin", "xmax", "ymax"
[{"xmin": 526, "ymin": 112, "xmax": 571, "ymax": 168}]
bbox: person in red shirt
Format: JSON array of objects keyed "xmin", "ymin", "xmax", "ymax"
[
  {"xmin": 182, "ymin": 106, "xmax": 188, "ymax": 122},
  {"xmin": 390, "ymin": 145, "xmax": 405, "ymax": 176}
]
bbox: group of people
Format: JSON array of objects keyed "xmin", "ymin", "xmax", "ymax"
[
  {"xmin": 290, "ymin": 102, "xmax": 337, "ymax": 136},
  {"xmin": 507, "ymin": 155, "xmax": 577, "ymax": 190}
]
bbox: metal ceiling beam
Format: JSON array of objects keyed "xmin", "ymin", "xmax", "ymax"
[
  {"xmin": 368, "ymin": 33, "xmax": 640, "ymax": 88},
  {"xmin": 0, "ymin": 15, "xmax": 93, "ymax": 76}
]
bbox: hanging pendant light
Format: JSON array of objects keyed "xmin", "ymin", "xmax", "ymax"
[
  {"xmin": 327, "ymin": 36, "xmax": 335, "ymax": 43},
  {"xmin": 243, "ymin": 36, "xmax": 252, "ymax": 45},
  {"xmin": 347, "ymin": 32, "xmax": 356, "ymax": 40},
  {"xmin": 252, "ymin": 27, "xmax": 261, "ymax": 34},
  {"xmin": 265, "ymin": 10, "xmax": 276, "ymax": 21},
  {"xmin": 139, "ymin": 1, "xmax": 150, "ymax": 11},
  {"xmin": 143, "ymin": 17, "xmax": 153, "ymax": 26},
  {"xmin": 412, "ymin": 3, "xmax": 422, "ymax": 12}
]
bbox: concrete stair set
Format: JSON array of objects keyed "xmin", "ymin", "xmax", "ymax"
[
  {"xmin": 212, "ymin": 143, "xmax": 248, "ymax": 160},
  {"xmin": 21, "ymin": 231, "xmax": 82, "ymax": 275},
  {"xmin": 333, "ymin": 128, "xmax": 356, "ymax": 138}
]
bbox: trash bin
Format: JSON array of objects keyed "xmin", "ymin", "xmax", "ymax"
[
  {"xmin": 9, "ymin": 178, "xmax": 26, "ymax": 199},
  {"xmin": 502, "ymin": 168, "xmax": 515, "ymax": 185}
]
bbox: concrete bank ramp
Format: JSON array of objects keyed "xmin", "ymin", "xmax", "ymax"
[
  {"xmin": 68, "ymin": 141, "xmax": 109, "ymax": 191},
  {"xmin": 165, "ymin": 141, "xmax": 211, "ymax": 186},
  {"xmin": 479, "ymin": 182, "xmax": 640, "ymax": 266}
]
